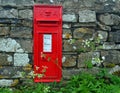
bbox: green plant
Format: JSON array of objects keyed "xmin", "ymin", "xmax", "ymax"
[
  {"xmin": 52, "ymin": 70, "xmax": 120, "ymax": 93},
  {"xmin": 84, "ymin": 59, "xmax": 93, "ymax": 68},
  {"xmin": 0, "ymin": 87, "xmax": 13, "ymax": 93}
]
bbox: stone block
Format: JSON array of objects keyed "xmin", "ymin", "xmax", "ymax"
[
  {"xmin": 99, "ymin": 14, "xmax": 120, "ymax": 25},
  {"xmin": 0, "ymin": 66, "xmax": 22, "ymax": 78},
  {"xmin": 101, "ymin": 50, "xmax": 120, "ymax": 65},
  {"xmin": 78, "ymin": 52, "xmax": 93, "ymax": 68},
  {"xmin": 0, "ymin": 38, "xmax": 24, "ymax": 52},
  {"xmin": 62, "ymin": 55, "xmax": 77, "ymax": 67},
  {"xmin": 102, "ymin": 42, "xmax": 115, "ymax": 50},
  {"xmin": 10, "ymin": 26, "xmax": 32, "ymax": 38},
  {"xmin": 97, "ymin": 30, "xmax": 108, "ymax": 42},
  {"xmin": 97, "ymin": 22, "xmax": 111, "ymax": 31},
  {"xmin": 0, "ymin": 66, "xmax": 32, "ymax": 78},
  {"xmin": 63, "ymin": 24, "xmax": 71, "ymax": 29},
  {"xmin": 14, "ymin": 53, "xmax": 30, "ymax": 66},
  {"xmin": 73, "ymin": 28, "xmax": 94, "ymax": 39},
  {"xmin": 109, "ymin": 31, "xmax": 120, "ymax": 43},
  {"xmin": 16, "ymin": 0, "xmax": 34, "ymax": 6},
  {"xmin": 16, "ymin": 39, "xmax": 33, "ymax": 53},
  {"xmin": 62, "ymin": 69, "xmax": 83, "ymax": 79},
  {"xmin": 78, "ymin": 52, "xmax": 101, "ymax": 67},
  {"xmin": 72, "ymin": 23, "xmax": 96, "ymax": 27},
  {"xmin": 3, "ymin": 0, "xmax": 34, "ymax": 6},
  {"xmin": 63, "ymin": 14, "xmax": 78, "ymax": 22},
  {"xmin": 20, "ymin": 19, "xmax": 33, "ymax": 27},
  {"xmin": 63, "ymin": 29, "xmax": 72, "ymax": 39},
  {"xmin": 0, "ymin": 53, "xmax": 13, "ymax": 66},
  {"xmin": 0, "ymin": 8, "xmax": 18, "ymax": 18},
  {"xmin": 0, "ymin": 79, "xmax": 13, "ymax": 87},
  {"xmin": 63, "ymin": 40, "xmax": 75, "ymax": 51},
  {"xmin": 0, "ymin": 0, "xmax": 16, "ymax": 6},
  {"xmin": 19, "ymin": 9, "xmax": 33, "ymax": 19},
  {"xmin": 63, "ymin": 67, "xmax": 100, "ymax": 79},
  {"xmin": 0, "ymin": 27, "xmax": 9, "ymax": 35},
  {"xmin": 62, "ymin": 0, "xmax": 95, "ymax": 9},
  {"xmin": 79, "ymin": 10, "xmax": 96, "ymax": 22}
]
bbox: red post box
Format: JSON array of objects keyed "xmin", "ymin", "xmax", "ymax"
[{"xmin": 33, "ymin": 5, "xmax": 62, "ymax": 82}]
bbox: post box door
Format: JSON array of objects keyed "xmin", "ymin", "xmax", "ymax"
[{"xmin": 38, "ymin": 33, "xmax": 59, "ymax": 78}]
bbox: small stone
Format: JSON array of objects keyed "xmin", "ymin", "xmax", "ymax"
[
  {"xmin": 97, "ymin": 22, "xmax": 111, "ymax": 31},
  {"xmin": 97, "ymin": 30, "xmax": 108, "ymax": 42},
  {"xmin": 63, "ymin": 29, "xmax": 72, "ymax": 39},
  {"xmin": 79, "ymin": 10, "xmax": 96, "ymax": 22},
  {"xmin": 73, "ymin": 28, "xmax": 94, "ymax": 39},
  {"xmin": 0, "ymin": 38, "xmax": 24, "ymax": 52},
  {"xmin": 16, "ymin": 39, "xmax": 33, "ymax": 53},
  {"xmin": 14, "ymin": 53, "xmax": 30, "ymax": 66},
  {"xmin": 101, "ymin": 50, "xmax": 120, "ymax": 65},
  {"xmin": 109, "ymin": 31, "xmax": 120, "ymax": 43},
  {"xmin": 19, "ymin": 9, "xmax": 32, "ymax": 19},
  {"xmin": 78, "ymin": 52, "xmax": 92, "ymax": 68},
  {"xmin": 62, "ymin": 55, "xmax": 77, "ymax": 67},
  {"xmin": 10, "ymin": 26, "xmax": 32, "ymax": 38},
  {"xmin": 0, "ymin": 53, "xmax": 13, "ymax": 66},
  {"xmin": 0, "ymin": 27, "xmax": 9, "ymax": 36},
  {"xmin": 99, "ymin": 13, "xmax": 120, "ymax": 25},
  {"xmin": 0, "ymin": 8, "xmax": 18, "ymax": 18},
  {"xmin": 63, "ymin": 14, "xmax": 77, "ymax": 22},
  {"xmin": 0, "ymin": 0, "xmax": 16, "ymax": 6},
  {"xmin": 63, "ymin": 40, "xmax": 74, "ymax": 51},
  {"xmin": 103, "ymin": 42, "xmax": 116, "ymax": 49},
  {"xmin": 16, "ymin": 0, "xmax": 34, "ymax": 6},
  {"xmin": 63, "ymin": 24, "xmax": 71, "ymax": 28},
  {"xmin": 0, "ymin": 79, "xmax": 13, "ymax": 87}
]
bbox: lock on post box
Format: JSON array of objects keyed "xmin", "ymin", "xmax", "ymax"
[{"xmin": 33, "ymin": 5, "xmax": 62, "ymax": 82}]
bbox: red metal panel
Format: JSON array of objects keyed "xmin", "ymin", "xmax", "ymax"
[{"xmin": 33, "ymin": 5, "xmax": 62, "ymax": 82}]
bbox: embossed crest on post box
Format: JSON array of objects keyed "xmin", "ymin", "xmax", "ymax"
[{"xmin": 33, "ymin": 5, "xmax": 62, "ymax": 82}]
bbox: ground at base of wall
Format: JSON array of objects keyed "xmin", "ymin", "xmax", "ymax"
[{"xmin": 0, "ymin": 68, "xmax": 120, "ymax": 93}]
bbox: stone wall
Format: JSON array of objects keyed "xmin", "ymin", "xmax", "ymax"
[{"xmin": 0, "ymin": 0, "xmax": 120, "ymax": 86}]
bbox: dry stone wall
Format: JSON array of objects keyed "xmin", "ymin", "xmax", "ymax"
[{"xmin": 0, "ymin": 0, "xmax": 120, "ymax": 86}]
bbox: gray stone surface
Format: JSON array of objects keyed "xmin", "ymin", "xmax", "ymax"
[
  {"xmin": 63, "ymin": 24, "xmax": 71, "ymax": 29},
  {"xmin": 72, "ymin": 23, "xmax": 96, "ymax": 27},
  {"xmin": 19, "ymin": 9, "xmax": 33, "ymax": 19},
  {"xmin": 103, "ymin": 42, "xmax": 120, "ymax": 50},
  {"xmin": 99, "ymin": 14, "xmax": 120, "ymax": 25},
  {"xmin": 63, "ymin": 40, "xmax": 75, "ymax": 51},
  {"xmin": 16, "ymin": 39, "xmax": 33, "ymax": 53},
  {"xmin": 97, "ymin": 30, "xmax": 108, "ymax": 42},
  {"xmin": 10, "ymin": 26, "xmax": 32, "ymax": 38},
  {"xmin": 63, "ymin": 67, "xmax": 100, "ymax": 79},
  {"xmin": 73, "ymin": 28, "xmax": 94, "ymax": 39},
  {"xmin": 20, "ymin": 19, "xmax": 33, "ymax": 27},
  {"xmin": 62, "ymin": 55, "xmax": 77, "ymax": 67},
  {"xmin": 0, "ymin": 38, "xmax": 24, "ymax": 52},
  {"xmin": 14, "ymin": 53, "xmax": 30, "ymax": 66},
  {"xmin": 0, "ymin": 0, "xmax": 16, "ymax": 6},
  {"xmin": 63, "ymin": 29, "xmax": 72, "ymax": 39},
  {"xmin": 79, "ymin": 10, "xmax": 96, "ymax": 22},
  {"xmin": 109, "ymin": 31, "xmax": 120, "ymax": 43},
  {"xmin": 78, "ymin": 52, "xmax": 93, "ymax": 68},
  {"xmin": 101, "ymin": 50, "xmax": 120, "ymax": 65},
  {"xmin": 0, "ymin": 8, "xmax": 18, "ymax": 18},
  {"xmin": 0, "ymin": 27, "xmax": 9, "ymax": 35},
  {"xmin": 0, "ymin": 66, "xmax": 31, "ymax": 78},
  {"xmin": 0, "ymin": 79, "xmax": 13, "ymax": 87},
  {"xmin": 97, "ymin": 22, "xmax": 111, "ymax": 31},
  {"xmin": 0, "ymin": 53, "xmax": 13, "ymax": 65},
  {"xmin": 63, "ymin": 14, "xmax": 78, "ymax": 22},
  {"xmin": 0, "ymin": 0, "xmax": 34, "ymax": 6}
]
